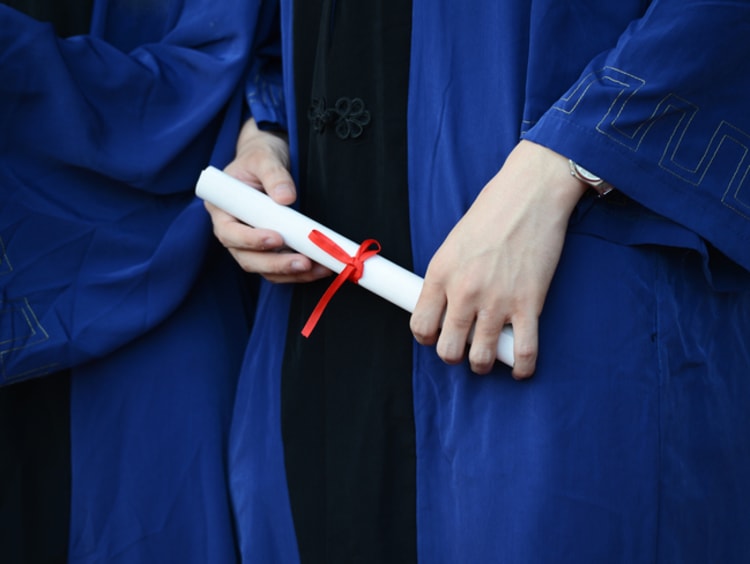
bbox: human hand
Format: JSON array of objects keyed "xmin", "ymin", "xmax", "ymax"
[
  {"xmin": 205, "ymin": 118, "xmax": 332, "ymax": 283},
  {"xmin": 410, "ymin": 140, "xmax": 588, "ymax": 378}
]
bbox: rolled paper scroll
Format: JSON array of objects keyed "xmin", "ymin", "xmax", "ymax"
[{"xmin": 196, "ymin": 166, "xmax": 514, "ymax": 367}]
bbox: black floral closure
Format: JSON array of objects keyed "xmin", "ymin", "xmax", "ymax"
[{"xmin": 308, "ymin": 97, "xmax": 371, "ymax": 140}]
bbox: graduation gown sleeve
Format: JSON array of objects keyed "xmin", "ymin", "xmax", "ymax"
[
  {"xmin": 0, "ymin": 0, "xmax": 258, "ymax": 382},
  {"xmin": 244, "ymin": 0, "xmax": 286, "ymax": 131},
  {"xmin": 524, "ymin": 0, "xmax": 750, "ymax": 273}
]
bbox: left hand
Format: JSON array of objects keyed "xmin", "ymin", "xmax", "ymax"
[
  {"xmin": 410, "ymin": 140, "xmax": 588, "ymax": 378},
  {"xmin": 205, "ymin": 118, "xmax": 332, "ymax": 284}
]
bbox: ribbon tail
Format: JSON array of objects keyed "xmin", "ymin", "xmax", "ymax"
[{"xmin": 301, "ymin": 269, "xmax": 352, "ymax": 338}]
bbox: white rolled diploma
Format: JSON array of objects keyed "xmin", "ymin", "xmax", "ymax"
[{"xmin": 196, "ymin": 166, "xmax": 514, "ymax": 367}]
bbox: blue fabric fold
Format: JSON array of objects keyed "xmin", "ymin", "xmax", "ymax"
[
  {"xmin": 0, "ymin": 1, "xmax": 257, "ymax": 381},
  {"xmin": 1, "ymin": 0, "xmax": 267, "ymax": 560},
  {"xmin": 228, "ymin": 1, "xmax": 750, "ymax": 562}
]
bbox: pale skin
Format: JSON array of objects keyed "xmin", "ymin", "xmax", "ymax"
[
  {"xmin": 205, "ymin": 118, "xmax": 588, "ymax": 378},
  {"xmin": 206, "ymin": 118, "xmax": 333, "ymax": 284}
]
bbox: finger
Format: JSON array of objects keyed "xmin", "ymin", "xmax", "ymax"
[
  {"xmin": 264, "ymin": 262, "xmax": 333, "ymax": 284},
  {"xmin": 264, "ymin": 264, "xmax": 333, "ymax": 284},
  {"xmin": 268, "ymin": 183, "xmax": 296, "ymax": 206},
  {"xmin": 204, "ymin": 200, "xmax": 233, "ymax": 223},
  {"xmin": 225, "ymin": 149, "xmax": 296, "ymax": 206},
  {"xmin": 260, "ymin": 167, "xmax": 296, "ymax": 206},
  {"xmin": 509, "ymin": 314, "xmax": 539, "ymax": 380},
  {"xmin": 410, "ymin": 280, "xmax": 447, "ymax": 346},
  {"xmin": 435, "ymin": 300, "xmax": 475, "ymax": 365},
  {"xmin": 467, "ymin": 308, "xmax": 506, "ymax": 375},
  {"xmin": 263, "ymin": 263, "xmax": 333, "ymax": 284},
  {"xmin": 207, "ymin": 205, "xmax": 286, "ymax": 252},
  {"xmin": 204, "ymin": 202, "xmax": 252, "ymax": 247},
  {"xmin": 231, "ymin": 249, "xmax": 331, "ymax": 283}
]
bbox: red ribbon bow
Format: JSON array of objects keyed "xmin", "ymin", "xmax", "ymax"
[{"xmin": 301, "ymin": 229, "xmax": 381, "ymax": 338}]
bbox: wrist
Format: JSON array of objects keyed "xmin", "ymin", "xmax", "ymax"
[
  {"xmin": 513, "ymin": 140, "xmax": 589, "ymax": 209},
  {"xmin": 568, "ymin": 159, "xmax": 615, "ymax": 197}
]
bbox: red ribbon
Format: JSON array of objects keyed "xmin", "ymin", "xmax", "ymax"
[{"xmin": 301, "ymin": 229, "xmax": 381, "ymax": 338}]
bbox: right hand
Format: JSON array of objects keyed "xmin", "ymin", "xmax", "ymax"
[
  {"xmin": 205, "ymin": 118, "xmax": 332, "ymax": 283},
  {"xmin": 410, "ymin": 140, "xmax": 587, "ymax": 378}
]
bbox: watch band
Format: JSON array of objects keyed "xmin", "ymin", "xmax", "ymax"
[{"xmin": 568, "ymin": 159, "xmax": 615, "ymax": 197}]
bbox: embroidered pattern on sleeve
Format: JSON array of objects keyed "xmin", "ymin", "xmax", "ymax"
[{"xmin": 553, "ymin": 66, "xmax": 750, "ymax": 220}]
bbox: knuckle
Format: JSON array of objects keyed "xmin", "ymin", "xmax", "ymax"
[
  {"xmin": 469, "ymin": 343, "xmax": 496, "ymax": 375},
  {"xmin": 469, "ymin": 346, "xmax": 495, "ymax": 369},
  {"xmin": 450, "ymin": 314, "xmax": 475, "ymax": 332},
  {"xmin": 409, "ymin": 317, "xmax": 425, "ymax": 338},
  {"xmin": 511, "ymin": 345, "xmax": 537, "ymax": 380},
  {"xmin": 475, "ymin": 306, "xmax": 504, "ymax": 325},
  {"xmin": 515, "ymin": 343, "xmax": 537, "ymax": 362},
  {"xmin": 410, "ymin": 321, "xmax": 436, "ymax": 345},
  {"xmin": 437, "ymin": 340, "xmax": 465, "ymax": 365}
]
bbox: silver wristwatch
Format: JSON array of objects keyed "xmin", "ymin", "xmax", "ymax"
[{"xmin": 568, "ymin": 159, "xmax": 614, "ymax": 197}]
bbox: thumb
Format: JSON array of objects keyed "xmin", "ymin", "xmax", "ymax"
[
  {"xmin": 256, "ymin": 162, "xmax": 296, "ymax": 206},
  {"xmin": 267, "ymin": 176, "xmax": 297, "ymax": 206}
]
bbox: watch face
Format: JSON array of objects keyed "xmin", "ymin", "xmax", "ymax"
[
  {"xmin": 575, "ymin": 164, "xmax": 601, "ymax": 183},
  {"xmin": 569, "ymin": 159, "xmax": 614, "ymax": 196}
]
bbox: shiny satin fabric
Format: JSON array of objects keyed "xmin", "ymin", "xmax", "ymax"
[
  {"xmin": 228, "ymin": 0, "xmax": 750, "ymax": 562},
  {"xmin": 1, "ymin": 1, "xmax": 265, "ymax": 560}
]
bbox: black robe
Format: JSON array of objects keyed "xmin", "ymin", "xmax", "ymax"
[{"xmin": 281, "ymin": 1, "xmax": 416, "ymax": 562}]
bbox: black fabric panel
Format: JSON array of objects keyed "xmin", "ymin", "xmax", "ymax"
[
  {"xmin": 1, "ymin": 0, "xmax": 93, "ymax": 36},
  {"xmin": 0, "ymin": 373, "xmax": 72, "ymax": 564},
  {"xmin": 284, "ymin": 1, "xmax": 417, "ymax": 562}
]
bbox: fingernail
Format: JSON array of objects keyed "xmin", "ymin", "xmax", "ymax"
[
  {"xmin": 290, "ymin": 260, "xmax": 306, "ymax": 272},
  {"xmin": 273, "ymin": 183, "xmax": 295, "ymax": 201},
  {"xmin": 312, "ymin": 264, "xmax": 330, "ymax": 276}
]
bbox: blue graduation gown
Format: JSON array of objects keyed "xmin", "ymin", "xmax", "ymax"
[
  {"xmin": 229, "ymin": 1, "xmax": 750, "ymax": 562},
  {"xmin": 0, "ymin": 1, "xmax": 266, "ymax": 560}
]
